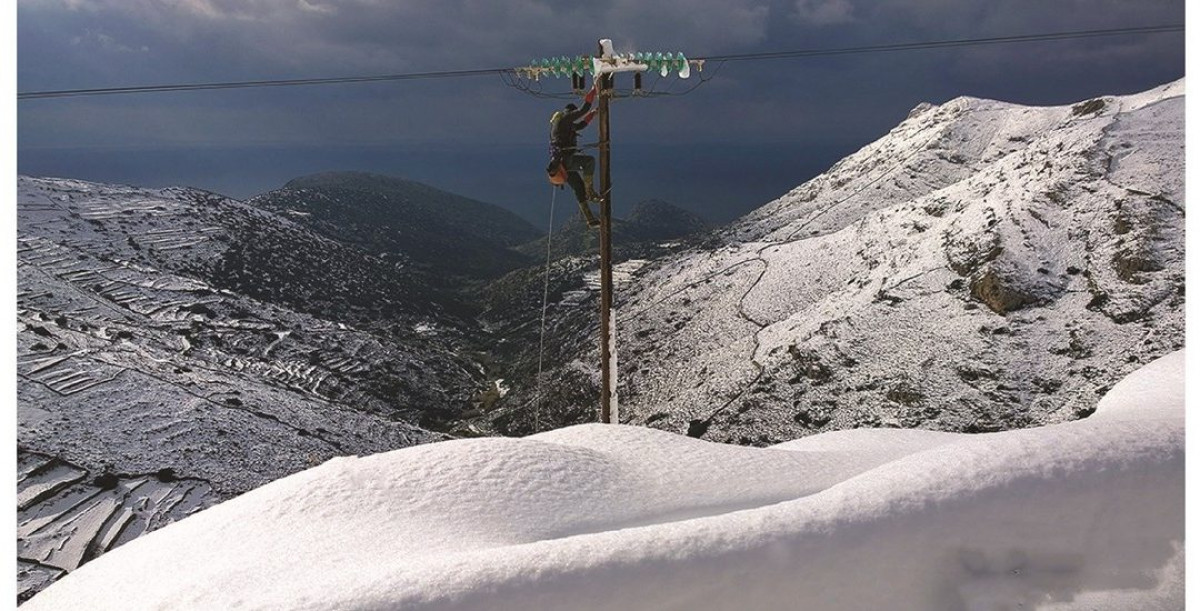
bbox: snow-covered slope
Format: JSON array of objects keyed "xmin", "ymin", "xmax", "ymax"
[
  {"xmin": 23, "ymin": 350, "xmax": 1183, "ymax": 610},
  {"xmin": 607, "ymin": 80, "xmax": 1184, "ymax": 442},
  {"xmin": 16, "ymin": 177, "xmax": 486, "ymax": 600}
]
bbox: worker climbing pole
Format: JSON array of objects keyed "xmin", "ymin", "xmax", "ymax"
[{"xmin": 521, "ymin": 39, "xmax": 701, "ymax": 424}]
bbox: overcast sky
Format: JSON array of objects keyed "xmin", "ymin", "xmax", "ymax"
[{"xmin": 17, "ymin": 0, "xmax": 1185, "ymax": 224}]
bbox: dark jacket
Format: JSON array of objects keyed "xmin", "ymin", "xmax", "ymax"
[{"xmin": 550, "ymin": 99, "xmax": 594, "ymax": 156}]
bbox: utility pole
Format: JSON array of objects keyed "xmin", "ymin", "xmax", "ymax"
[
  {"xmin": 518, "ymin": 40, "xmax": 698, "ymax": 425},
  {"xmin": 597, "ymin": 44, "xmax": 616, "ymax": 424}
]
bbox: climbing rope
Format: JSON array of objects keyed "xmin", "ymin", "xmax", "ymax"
[{"xmin": 534, "ymin": 185, "xmax": 558, "ymax": 433}]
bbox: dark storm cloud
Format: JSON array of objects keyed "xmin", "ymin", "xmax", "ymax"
[
  {"xmin": 17, "ymin": 0, "xmax": 1185, "ymax": 223},
  {"xmin": 18, "ymin": 0, "xmax": 772, "ymax": 137},
  {"xmin": 20, "ymin": 0, "xmax": 771, "ymax": 77}
]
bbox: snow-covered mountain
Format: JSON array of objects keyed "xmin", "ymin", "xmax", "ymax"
[
  {"xmin": 497, "ymin": 80, "xmax": 1184, "ymax": 443},
  {"xmin": 23, "ymin": 350, "xmax": 1184, "ymax": 610},
  {"xmin": 15, "ymin": 78, "xmax": 1186, "ymax": 603},
  {"xmin": 16, "ymin": 177, "xmax": 489, "ymax": 600}
]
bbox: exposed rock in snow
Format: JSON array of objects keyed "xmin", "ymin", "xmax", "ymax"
[{"xmin": 22, "ymin": 350, "xmax": 1183, "ymax": 610}]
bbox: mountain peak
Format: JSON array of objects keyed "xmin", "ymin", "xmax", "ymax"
[
  {"xmin": 522, "ymin": 79, "xmax": 1185, "ymax": 445},
  {"xmin": 283, "ymin": 171, "xmax": 414, "ymax": 192},
  {"xmin": 256, "ymin": 171, "xmax": 540, "ymax": 281}
]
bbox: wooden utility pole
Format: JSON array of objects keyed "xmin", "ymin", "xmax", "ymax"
[
  {"xmin": 597, "ymin": 53, "xmax": 615, "ymax": 424},
  {"xmin": 517, "ymin": 40, "xmax": 696, "ymax": 426}
]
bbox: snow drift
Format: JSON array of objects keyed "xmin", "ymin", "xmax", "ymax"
[{"xmin": 24, "ymin": 350, "xmax": 1183, "ymax": 610}]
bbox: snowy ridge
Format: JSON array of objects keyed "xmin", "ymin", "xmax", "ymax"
[
  {"xmin": 613, "ymin": 80, "xmax": 1184, "ymax": 442},
  {"xmin": 23, "ymin": 350, "xmax": 1183, "ymax": 610},
  {"xmin": 738, "ymin": 79, "xmax": 1184, "ymax": 243}
]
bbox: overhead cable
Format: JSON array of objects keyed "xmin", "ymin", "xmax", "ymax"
[{"xmin": 18, "ymin": 24, "xmax": 1183, "ymax": 100}]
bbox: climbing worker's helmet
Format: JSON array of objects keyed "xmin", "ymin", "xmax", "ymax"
[{"xmin": 546, "ymin": 161, "xmax": 568, "ymax": 186}]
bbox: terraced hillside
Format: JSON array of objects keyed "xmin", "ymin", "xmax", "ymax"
[{"xmin": 16, "ymin": 177, "xmax": 487, "ymax": 601}]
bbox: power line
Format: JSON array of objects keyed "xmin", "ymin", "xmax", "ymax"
[
  {"xmin": 701, "ymin": 24, "xmax": 1184, "ymax": 63},
  {"xmin": 18, "ymin": 24, "xmax": 1183, "ymax": 100},
  {"xmin": 18, "ymin": 67, "xmax": 510, "ymax": 100}
]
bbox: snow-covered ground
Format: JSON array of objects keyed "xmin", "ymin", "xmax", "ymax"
[
  {"xmin": 612, "ymin": 80, "xmax": 1184, "ymax": 443},
  {"xmin": 24, "ymin": 350, "xmax": 1183, "ymax": 610}
]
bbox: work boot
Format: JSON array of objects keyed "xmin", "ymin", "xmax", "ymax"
[
  {"xmin": 583, "ymin": 174, "xmax": 602, "ymax": 203},
  {"xmin": 578, "ymin": 200, "xmax": 601, "ymax": 229}
]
